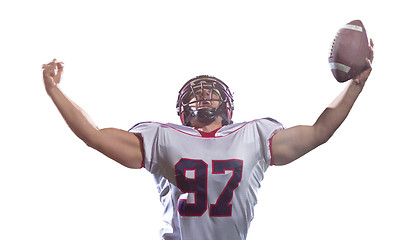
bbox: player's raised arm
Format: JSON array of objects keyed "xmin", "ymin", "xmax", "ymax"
[
  {"xmin": 42, "ymin": 59, "xmax": 143, "ymax": 169},
  {"xmin": 272, "ymin": 42, "xmax": 374, "ymax": 166}
]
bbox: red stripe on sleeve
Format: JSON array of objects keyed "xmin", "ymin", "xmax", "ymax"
[
  {"xmin": 269, "ymin": 135, "xmax": 276, "ymax": 166},
  {"xmin": 134, "ymin": 133, "xmax": 146, "ymax": 168}
]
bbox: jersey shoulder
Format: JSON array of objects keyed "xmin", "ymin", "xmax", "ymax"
[
  {"xmin": 260, "ymin": 117, "xmax": 285, "ymax": 129},
  {"xmin": 128, "ymin": 121, "xmax": 201, "ymax": 137},
  {"xmin": 217, "ymin": 118, "xmax": 284, "ymax": 136}
]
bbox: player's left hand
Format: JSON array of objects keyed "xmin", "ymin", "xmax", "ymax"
[{"xmin": 353, "ymin": 39, "xmax": 374, "ymax": 86}]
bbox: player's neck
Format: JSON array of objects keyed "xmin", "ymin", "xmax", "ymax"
[
  {"xmin": 196, "ymin": 124, "xmax": 222, "ymax": 133},
  {"xmin": 192, "ymin": 117, "xmax": 223, "ymax": 132}
]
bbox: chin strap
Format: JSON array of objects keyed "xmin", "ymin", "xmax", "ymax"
[
  {"xmin": 192, "ymin": 108, "xmax": 219, "ymax": 124},
  {"xmin": 183, "ymin": 102, "xmax": 232, "ymax": 126}
]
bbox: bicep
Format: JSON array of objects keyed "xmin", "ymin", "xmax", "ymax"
[
  {"xmin": 88, "ymin": 128, "xmax": 144, "ymax": 169},
  {"xmin": 272, "ymin": 125, "xmax": 323, "ymax": 166}
]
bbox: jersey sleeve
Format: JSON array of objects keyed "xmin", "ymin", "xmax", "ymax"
[
  {"xmin": 254, "ymin": 118, "xmax": 285, "ymax": 166},
  {"xmin": 128, "ymin": 122, "xmax": 160, "ymax": 172}
]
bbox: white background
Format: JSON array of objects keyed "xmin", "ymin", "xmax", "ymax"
[{"xmin": 1, "ymin": 0, "xmax": 406, "ymax": 239}]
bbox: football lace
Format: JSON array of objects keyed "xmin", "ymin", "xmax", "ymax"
[{"xmin": 329, "ymin": 30, "xmax": 340, "ymax": 58}]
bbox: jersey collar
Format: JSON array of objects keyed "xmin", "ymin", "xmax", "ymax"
[{"xmin": 197, "ymin": 127, "xmax": 222, "ymax": 138}]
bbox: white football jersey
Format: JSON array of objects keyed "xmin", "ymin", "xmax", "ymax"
[{"xmin": 129, "ymin": 118, "xmax": 284, "ymax": 240}]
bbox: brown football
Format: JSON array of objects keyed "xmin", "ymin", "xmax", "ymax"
[{"xmin": 328, "ymin": 20, "xmax": 370, "ymax": 82}]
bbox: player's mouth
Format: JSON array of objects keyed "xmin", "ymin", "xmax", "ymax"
[{"xmin": 198, "ymin": 101, "xmax": 212, "ymax": 108}]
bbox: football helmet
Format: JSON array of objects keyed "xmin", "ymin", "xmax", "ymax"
[{"xmin": 176, "ymin": 75, "xmax": 234, "ymax": 126}]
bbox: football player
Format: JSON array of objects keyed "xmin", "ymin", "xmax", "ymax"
[{"xmin": 42, "ymin": 47, "xmax": 373, "ymax": 239}]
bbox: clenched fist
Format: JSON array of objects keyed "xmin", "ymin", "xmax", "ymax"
[{"xmin": 42, "ymin": 59, "xmax": 64, "ymax": 91}]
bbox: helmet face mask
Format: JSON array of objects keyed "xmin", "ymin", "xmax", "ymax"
[{"xmin": 177, "ymin": 75, "xmax": 234, "ymax": 127}]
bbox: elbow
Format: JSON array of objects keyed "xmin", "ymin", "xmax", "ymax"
[
  {"xmin": 317, "ymin": 131, "xmax": 334, "ymax": 146},
  {"xmin": 315, "ymin": 125, "xmax": 335, "ymax": 146},
  {"xmin": 85, "ymin": 139, "xmax": 96, "ymax": 149},
  {"xmin": 82, "ymin": 130, "xmax": 101, "ymax": 150}
]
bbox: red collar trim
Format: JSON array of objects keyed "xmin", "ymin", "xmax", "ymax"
[{"xmin": 197, "ymin": 127, "xmax": 222, "ymax": 138}]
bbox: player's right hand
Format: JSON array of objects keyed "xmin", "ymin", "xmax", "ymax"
[
  {"xmin": 42, "ymin": 59, "xmax": 64, "ymax": 90},
  {"xmin": 352, "ymin": 39, "xmax": 374, "ymax": 86}
]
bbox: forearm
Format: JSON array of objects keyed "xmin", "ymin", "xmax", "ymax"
[
  {"xmin": 46, "ymin": 85, "xmax": 99, "ymax": 145},
  {"xmin": 314, "ymin": 80, "xmax": 364, "ymax": 142}
]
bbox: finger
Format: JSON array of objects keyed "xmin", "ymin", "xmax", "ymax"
[
  {"xmin": 56, "ymin": 62, "xmax": 64, "ymax": 70},
  {"xmin": 353, "ymin": 58, "xmax": 372, "ymax": 85},
  {"xmin": 43, "ymin": 59, "xmax": 58, "ymax": 71},
  {"xmin": 55, "ymin": 62, "xmax": 64, "ymax": 84},
  {"xmin": 44, "ymin": 58, "xmax": 57, "ymax": 66},
  {"xmin": 361, "ymin": 58, "xmax": 372, "ymax": 79},
  {"xmin": 365, "ymin": 58, "xmax": 372, "ymax": 72},
  {"xmin": 370, "ymin": 38, "xmax": 374, "ymax": 48},
  {"xmin": 44, "ymin": 61, "xmax": 57, "ymax": 71},
  {"xmin": 368, "ymin": 45, "xmax": 374, "ymax": 63},
  {"xmin": 43, "ymin": 65, "xmax": 56, "ymax": 77}
]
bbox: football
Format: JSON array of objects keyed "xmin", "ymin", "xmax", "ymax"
[{"xmin": 328, "ymin": 20, "xmax": 370, "ymax": 82}]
